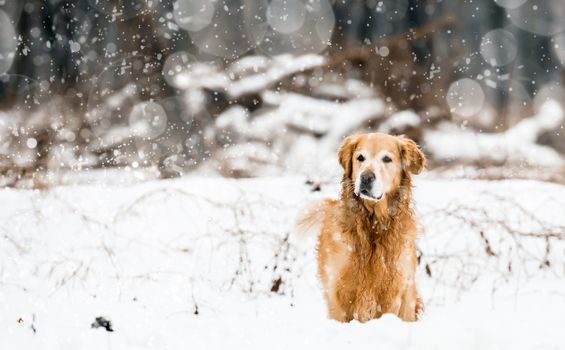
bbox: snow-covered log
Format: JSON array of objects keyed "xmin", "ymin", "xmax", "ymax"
[
  {"xmin": 424, "ymin": 100, "xmax": 565, "ymax": 168},
  {"xmin": 174, "ymin": 54, "xmax": 327, "ymax": 99}
]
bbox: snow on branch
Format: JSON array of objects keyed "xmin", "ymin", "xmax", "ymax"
[
  {"xmin": 174, "ymin": 54, "xmax": 326, "ymax": 99},
  {"xmin": 424, "ymin": 100, "xmax": 565, "ymax": 168},
  {"xmin": 208, "ymin": 92, "xmax": 387, "ymax": 177}
]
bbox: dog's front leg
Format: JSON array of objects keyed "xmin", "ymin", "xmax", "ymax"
[{"xmin": 397, "ymin": 286, "xmax": 420, "ymax": 322}]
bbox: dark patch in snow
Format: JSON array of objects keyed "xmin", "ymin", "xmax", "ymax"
[
  {"xmin": 192, "ymin": 293, "xmax": 199, "ymax": 315},
  {"xmin": 311, "ymin": 182, "xmax": 322, "ymax": 192},
  {"xmin": 91, "ymin": 316, "xmax": 114, "ymax": 332},
  {"xmin": 30, "ymin": 314, "xmax": 36, "ymax": 334},
  {"xmin": 305, "ymin": 179, "xmax": 322, "ymax": 192},
  {"xmin": 271, "ymin": 277, "xmax": 283, "ymax": 293},
  {"xmin": 17, "ymin": 315, "xmax": 37, "ymax": 334},
  {"xmin": 425, "ymin": 264, "xmax": 432, "ymax": 277}
]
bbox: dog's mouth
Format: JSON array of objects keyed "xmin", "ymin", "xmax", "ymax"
[{"xmin": 359, "ymin": 189, "xmax": 383, "ymax": 201}]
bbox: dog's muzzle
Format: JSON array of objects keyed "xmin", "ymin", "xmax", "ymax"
[{"xmin": 359, "ymin": 171, "xmax": 383, "ymax": 200}]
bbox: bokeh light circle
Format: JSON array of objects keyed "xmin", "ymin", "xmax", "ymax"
[
  {"xmin": 507, "ymin": 0, "xmax": 565, "ymax": 36},
  {"xmin": 493, "ymin": 0, "xmax": 528, "ymax": 9},
  {"xmin": 374, "ymin": 0, "xmax": 408, "ymax": 21},
  {"xmin": 480, "ymin": 29, "xmax": 518, "ymax": 67},
  {"xmin": 267, "ymin": 0, "xmax": 306, "ymax": 34},
  {"xmin": 504, "ymin": 80, "xmax": 532, "ymax": 124},
  {"xmin": 73, "ymin": 13, "xmax": 107, "ymax": 62},
  {"xmin": 256, "ymin": 0, "xmax": 335, "ymax": 56},
  {"xmin": 0, "ymin": 2, "xmax": 23, "ymax": 23},
  {"xmin": 314, "ymin": 0, "xmax": 335, "ymax": 46},
  {"xmin": 129, "ymin": 101, "xmax": 168, "ymax": 140},
  {"xmin": 173, "ymin": 0, "xmax": 216, "ymax": 32},
  {"xmin": 446, "ymin": 78, "xmax": 486, "ymax": 117},
  {"xmin": 162, "ymin": 51, "xmax": 197, "ymax": 89},
  {"xmin": 186, "ymin": 0, "xmax": 269, "ymax": 59},
  {"xmin": 551, "ymin": 32, "xmax": 565, "ymax": 66},
  {"xmin": 533, "ymin": 82, "xmax": 565, "ymax": 114},
  {"xmin": 0, "ymin": 10, "xmax": 17, "ymax": 75},
  {"xmin": 86, "ymin": 55, "xmax": 167, "ymax": 142}
]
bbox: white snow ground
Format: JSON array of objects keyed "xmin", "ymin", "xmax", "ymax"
[{"xmin": 2, "ymin": 176, "xmax": 565, "ymax": 349}]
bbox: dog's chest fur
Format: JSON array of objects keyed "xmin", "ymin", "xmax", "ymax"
[{"xmin": 317, "ymin": 200, "xmax": 417, "ymax": 322}]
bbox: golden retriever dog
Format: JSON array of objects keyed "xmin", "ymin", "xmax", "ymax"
[{"xmin": 297, "ymin": 132, "xmax": 426, "ymax": 322}]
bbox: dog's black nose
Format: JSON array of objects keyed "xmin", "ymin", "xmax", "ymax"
[{"xmin": 360, "ymin": 172, "xmax": 375, "ymax": 187}]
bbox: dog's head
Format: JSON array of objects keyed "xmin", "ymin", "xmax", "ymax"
[{"xmin": 338, "ymin": 133, "xmax": 425, "ymax": 202}]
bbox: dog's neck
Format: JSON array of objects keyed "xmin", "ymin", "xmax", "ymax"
[{"xmin": 340, "ymin": 173, "xmax": 413, "ymax": 241}]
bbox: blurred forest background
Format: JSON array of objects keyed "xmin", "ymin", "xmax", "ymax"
[{"xmin": 0, "ymin": 0, "xmax": 564, "ymax": 187}]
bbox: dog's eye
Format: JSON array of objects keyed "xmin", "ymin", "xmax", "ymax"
[
  {"xmin": 382, "ymin": 155, "xmax": 392, "ymax": 163},
  {"xmin": 357, "ymin": 154, "xmax": 365, "ymax": 162}
]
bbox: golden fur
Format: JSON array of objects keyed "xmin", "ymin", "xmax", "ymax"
[{"xmin": 297, "ymin": 132, "xmax": 426, "ymax": 322}]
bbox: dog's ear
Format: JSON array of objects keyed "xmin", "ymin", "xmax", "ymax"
[
  {"xmin": 398, "ymin": 135, "xmax": 426, "ymax": 175},
  {"xmin": 338, "ymin": 134, "xmax": 358, "ymax": 179}
]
